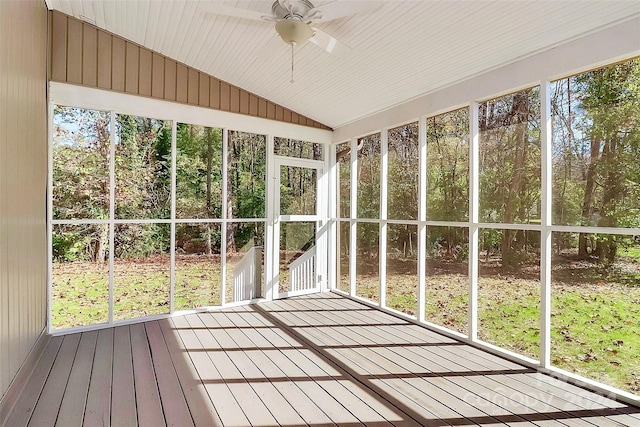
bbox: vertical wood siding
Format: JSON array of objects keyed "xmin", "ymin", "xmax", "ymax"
[
  {"xmin": 0, "ymin": 0, "xmax": 48, "ymax": 404},
  {"xmin": 49, "ymin": 11, "xmax": 330, "ymax": 130}
]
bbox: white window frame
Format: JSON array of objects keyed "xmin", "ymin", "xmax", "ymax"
[
  {"xmin": 329, "ymin": 58, "xmax": 640, "ymax": 406},
  {"xmin": 47, "ymin": 82, "xmax": 332, "ymax": 335}
]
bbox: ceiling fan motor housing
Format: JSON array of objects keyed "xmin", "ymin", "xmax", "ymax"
[{"xmin": 271, "ymin": 0, "xmax": 315, "ymax": 21}]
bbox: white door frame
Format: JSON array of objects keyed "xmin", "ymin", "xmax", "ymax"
[{"xmin": 271, "ymin": 156, "xmax": 327, "ymax": 299}]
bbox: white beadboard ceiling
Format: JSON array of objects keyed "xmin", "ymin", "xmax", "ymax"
[{"xmin": 45, "ymin": 0, "xmax": 640, "ymax": 129}]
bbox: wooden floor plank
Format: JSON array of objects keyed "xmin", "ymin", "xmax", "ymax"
[
  {"xmin": 283, "ymin": 299, "xmax": 509, "ymax": 426},
  {"xmin": 334, "ymin": 301, "xmax": 639, "ymax": 425},
  {"xmin": 13, "ymin": 293, "xmax": 639, "ymax": 427},
  {"xmin": 249, "ymin": 303, "xmax": 427, "ymax": 426},
  {"xmin": 267, "ymin": 352, "xmax": 363, "ymax": 425},
  {"xmin": 239, "ymin": 348, "xmax": 337, "ymax": 426},
  {"xmin": 241, "ymin": 306, "xmax": 384, "ymax": 425},
  {"xmin": 230, "ymin": 307, "xmax": 338, "ymax": 426},
  {"xmin": 55, "ymin": 331, "xmax": 98, "ymax": 427},
  {"xmin": 129, "ymin": 323, "xmax": 165, "ymax": 427},
  {"xmin": 144, "ymin": 321, "xmax": 194, "ymax": 427},
  {"xmin": 111, "ymin": 326, "xmax": 137, "ymax": 427},
  {"xmin": 4, "ymin": 337, "xmax": 64, "ymax": 427},
  {"xmin": 378, "ymin": 335, "xmax": 623, "ymax": 427},
  {"xmin": 293, "ymin": 297, "xmax": 613, "ymax": 426},
  {"xmin": 158, "ymin": 318, "xmax": 223, "ymax": 427},
  {"xmin": 187, "ymin": 313, "xmax": 279, "ymax": 426},
  {"xmin": 169, "ymin": 315, "xmax": 249, "ymax": 427},
  {"xmin": 228, "ymin": 306, "xmax": 410, "ymax": 426},
  {"xmin": 28, "ymin": 334, "xmax": 81, "ymax": 427},
  {"xmin": 215, "ymin": 312, "xmax": 308, "ymax": 426},
  {"xmin": 492, "ymin": 374, "xmax": 628, "ymax": 427},
  {"xmin": 83, "ymin": 328, "xmax": 114, "ymax": 427},
  {"xmin": 195, "ymin": 313, "xmax": 284, "ymax": 425},
  {"xmin": 312, "ymin": 295, "xmax": 640, "ymax": 426},
  {"xmin": 310, "ymin": 302, "xmax": 568, "ymax": 422}
]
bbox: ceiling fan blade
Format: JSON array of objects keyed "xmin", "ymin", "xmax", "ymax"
[
  {"xmin": 309, "ymin": 0, "xmax": 384, "ymax": 23},
  {"xmin": 200, "ymin": 3, "xmax": 268, "ymax": 22},
  {"xmin": 309, "ymin": 27, "xmax": 350, "ymax": 58}
]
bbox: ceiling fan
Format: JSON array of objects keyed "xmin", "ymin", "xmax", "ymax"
[{"xmin": 201, "ymin": 0, "xmax": 382, "ymax": 82}]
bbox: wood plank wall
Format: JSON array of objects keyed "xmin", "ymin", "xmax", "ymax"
[
  {"xmin": 0, "ymin": 0, "xmax": 49, "ymax": 409},
  {"xmin": 49, "ymin": 11, "xmax": 331, "ymax": 130}
]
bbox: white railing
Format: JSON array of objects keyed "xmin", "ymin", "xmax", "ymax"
[
  {"xmin": 289, "ymin": 247, "xmax": 316, "ymax": 292},
  {"xmin": 233, "ymin": 246, "xmax": 262, "ymax": 302}
]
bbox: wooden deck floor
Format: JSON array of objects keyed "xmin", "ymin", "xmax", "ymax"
[{"xmin": 5, "ymin": 293, "xmax": 640, "ymax": 426}]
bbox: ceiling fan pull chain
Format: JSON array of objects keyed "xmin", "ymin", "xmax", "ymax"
[{"xmin": 290, "ymin": 41, "xmax": 296, "ymax": 84}]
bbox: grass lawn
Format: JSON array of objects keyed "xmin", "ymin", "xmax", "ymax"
[
  {"xmin": 51, "ymin": 262, "xmax": 110, "ymax": 329},
  {"xmin": 53, "ymin": 253, "xmax": 639, "ymax": 395},
  {"xmin": 175, "ymin": 254, "xmax": 222, "ymax": 310},
  {"xmin": 52, "ymin": 256, "xmax": 221, "ymax": 329},
  {"xmin": 551, "ymin": 282, "xmax": 640, "ymax": 394}
]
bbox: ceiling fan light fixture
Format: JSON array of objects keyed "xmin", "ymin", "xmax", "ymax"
[{"xmin": 275, "ymin": 19, "xmax": 314, "ymax": 45}]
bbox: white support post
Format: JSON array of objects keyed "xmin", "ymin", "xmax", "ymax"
[
  {"xmin": 349, "ymin": 137, "xmax": 358, "ymax": 296},
  {"xmin": 417, "ymin": 117, "xmax": 428, "ymax": 322},
  {"xmin": 47, "ymin": 102, "xmax": 55, "ymax": 333},
  {"xmin": 170, "ymin": 121, "xmax": 177, "ymax": 314},
  {"xmin": 327, "ymin": 143, "xmax": 337, "ymax": 291},
  {"xmin": 108, "ymin": 110, "xmax": 116, "ymax": 324},
  {"xmin": 221, "ymin": 128, "xmax": 229, "ymax": 304},
  {"xmin": 469, "ymin": 102, "xmax": 480, "ymax": 341},
  {"xmin": 318, "ymin": 151, "xmax": 329, "ymax": 293},
  {"xmin": 540, "ymin": 80, "xmax": 553, "ymax": 368},
  {"xmin": 379, "ymin": 129, "xmax": 388, "ymax": 308},
  {"xmin": 264, "ymin": 133, "xmax": 276, "ymax": 300}
]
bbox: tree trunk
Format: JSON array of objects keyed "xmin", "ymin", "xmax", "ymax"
[
  {"xmin": 501, "ymin": 93, "xmax": 529, "ymax": 267},
  {"xmin": 313, "ymin": 142, "xmax": 322, "ymax": 161},
  {"xmin": 578, "ymin": 136, "xmax": 601, "ymax": 258},
  {"xmin": 594, "ymin": 136, "xmax": 619, "ymax": 263},
  {"xmin": 92, "ymin": 224, "xmax": 109, "ymax": 263}
]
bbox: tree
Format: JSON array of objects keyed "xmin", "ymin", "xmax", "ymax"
[
  {"xmin": 577, "ymin": 60, "xmax": 640, "ymax": 262},
  {"xmin": 52, "ymin": 107, "xmax": 110, "ymax": 262},
  {"xmin": 227, "ymin": 131, "xmax": 266, "ymax": 252},
  {"xmin": 479, "ymin": 88, "xmax": 541, "ymax": 266},
  {"xmin": 426, "ymin": 109, "xmax": 469, "ymax": 222},
  {"xmin": 112, "ymin": 114, "xmax": 172, "ymax": 259},
  {"xmin": 357, "ymin": 133, "xmax": 381, "ymax": 219},
  {"xmin": 175, "ymin": 123, "xmax": 223, "ymax": 255},
  {"xmin": 336, "ymin": 141, "xmax": 351, "ymax": 218},
  {"xmin": 552, "ymin": 58, "xmax": 640, "ymax": 263},
  {"xmin": 388, "ymin": 123, "xmax": 419, "ymax": 221},
  {"xmin": 176, "ymin": 123, "xmax": 222, "ymax": 220}
]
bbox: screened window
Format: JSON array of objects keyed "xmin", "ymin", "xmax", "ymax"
[
  {"xmin": 357, "ymin": 133, "xmax": 381, "ymax": 219},
  {"xmin": 479, "ymin": 88, "xmax": 541, "ymax": 225},
  {"xmin": 426, "ymin": 108, "xmax": 469, "ymax": 222}
]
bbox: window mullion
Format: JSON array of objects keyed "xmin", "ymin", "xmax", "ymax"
[
  {"xmin": 221, "ymin": 128, "xmax": 229, "ymax": 304},
  {"xmin": 169, "ymin": 121, "xmax": 177, "ymax": 314},
  {"xmin": 379, "ymin": 129, "xmax": 388, "ymax": 309},
  {"xmin": 468, "ymin": 102, "xmax": 480, "ymax": 341},
  {"xmin": 349, "ymin": 137, "xmax": 358, "ymax": 297},
  {"xmin": 540, "ymin": 80, "xmax": 552, "ymax": 368},
  {"xmin": 417, "ymin": 116, "xmax": 427, "ymax": 323},
  {"xmin": 108, "ymin": 110, "xmax": 116, "ymax": 324}
]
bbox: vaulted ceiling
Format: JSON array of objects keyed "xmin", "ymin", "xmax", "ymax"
[{"xmin": 45, "ymin": 0, "xmax": 640, "ymax": 129}]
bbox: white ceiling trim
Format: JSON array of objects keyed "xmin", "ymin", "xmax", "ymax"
[{"xmin": 50, "ymin": 82, "xmax": 333, "ymax": 143}]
